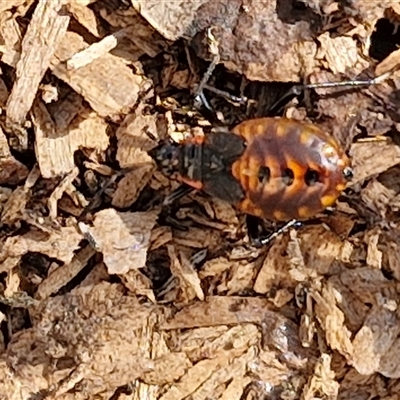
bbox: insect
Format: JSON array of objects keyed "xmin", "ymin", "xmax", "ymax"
[
  {"xmin": 150, "ymin": 27, "xmax": 395, "ymax": 244},
  {"xmin": 151, "ymin": 117, "xmax": 352, "ymax": 222}
]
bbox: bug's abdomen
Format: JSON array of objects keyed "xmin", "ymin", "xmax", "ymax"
[{"xmin": 231, "ymin": 118, "xmax": 351, "ymax": 221}]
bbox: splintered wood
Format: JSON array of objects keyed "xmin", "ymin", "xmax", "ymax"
[{"xmin": 1, "ymin": 1, "xmax": 400, "ymax": 399}]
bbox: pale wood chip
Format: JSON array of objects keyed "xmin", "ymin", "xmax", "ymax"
[
  {"xmin": 51, "ymin": 31, "xmax": 146, "ymax": 117},
  {"xmin": 365, "ymin": 228, "xmax": 383, "ymax": 269},
  {"xmin": 159, "ymin": 346, "xmax": 249, "ymax": 400},
  {"xmin": 173, "ymin": 227, "xmax": 222, "ymax": 249},
  {"xmin": 379, "ymin": 336, "xmax": 400, "ymax": 378},
  {"xmin": 225, "ymin": 262, "xmax": 257, "ymax": 295},
  {"xmin": 162, "ymin": 296, "xmax": 284, "ymax": 330},
  {"xmin": 83, "ymin": 209, "xmax": 158, "ymax": 275},
  {"xmin": 112, "ymin": 163, "xmax": 155, "ymax": 208},
  {"xmin": 116, "ymin": 105, "xmax": 160, "ymax": 166},
  {"xmin": 351, "ymin": 140, "xmax": 400, "ymax": 184},
  {"xmin": 376, "ymin": 48, "xmax": 400, "ymax": 76},
  {"xmin": 208, "ymin": 198, "xmax": 239, "ymax": 224},
  {"xmin": 248, "ymin": 348, "xmax": 292, "ymax": 387},
  {"xmin": 66, "ymin": 0, "xmax": 102, "ymax": 38},
  {"xmin": 4, "ymin": 269, "xmax": 21, "ymax": 298},
  {"xmin": 0, "ymin": 225, "xmax": 82, "ymax": 266},
  {"xmin": 339, "ymin": 267, "xmax": 392, "ymax": 305},
  {"xmin": 0, "ymin": 11, "xmax": 22, "ymax": 60},
  {"xmin": 167, "ymin": 244, "xmax": 204, "ymax": 302},
  {"xmin": 385, "ymin": 239, "xmax": 400, "ymax": 280},
  {"xmin": 290, "ymin": 226, "xmax": 345, "ymax": 276},
  {"xmin": 316, "ymin": 32, "xmax": 369, "ymax": 75},
  {"xmin": 254, "ymin": 236, "xmax": 290, "ymax": 294},
  {"xmin": 66, "ymin": 30, "xmax": 125, "ymax": 70},
  {"xmin": 150, "ymin": 226, "xmax": 173, "ymax": 250},
  {"xmin": 219, "ymin": 376, "xmax": 252, "ymax": 400},
  {"xmin": 302, "ymin": 354, "xmax": 339, "ymax": 400},
  {"xmin": 191, "ymin": 346, "xmax": 257, "ymax": 400},
  {"xmin": 312, "ymin": 282, "xmax": 353, "ymax": 358},
  {"xmin": 32, "ymin": 101, "xmax": 109, "ymax": 178},
  {"xmin": 361, "ymin": 179, "xmax": 397, "ymax": 219},
  {"xmin": 121, "ymin": 269, "xmax": 155, "ymax": 302},
  {"xmin": 0, "ymin": 0, "xmax": 31, "ymax": 13},
  {"xmin": 5, "ymin": 283, "xmax": 168, "ymax": 397},
  {"xmin": 0, "ymin": 257, "xmax": 20, "ymax": 274},
  {"xmin": 328, "ymin": 276, "xmax": 369, "ymax": 332},
  {"xmin": 48, "ymin": 167, "xmax": 80, "ymax": 219},
  {"xmin": 161, "ymin": 296, "xmax": 313, "ymax": 364},
  {"xmin": 36, "ymin": 245, "xmax": 96, "ymax": 300},
  {"xmin": 352, "ymin": 305, "xmax": 400, "ymax": 376},
  {"xmin": 1, "ymin": 164, "xmax": 40, "ymax": 225},
  {"xmin": 6, "ymin": 0, "xmax": 70, "ymax": 132}
]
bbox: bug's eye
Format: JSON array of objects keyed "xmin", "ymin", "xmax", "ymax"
[
  {"xmin": 343, "ymin": 167, "xmax": 353, "ymax": 180},
  {"xmin": 305, "ymin": 169, "xmax": 320, "ymax": 186},
  {"xmin": 282, "ymin": 168, "xmax": 294, "ymax": 186},
  {"xmin": 257, "ymin": 166, "xmax": 270, "ymax": 184}
]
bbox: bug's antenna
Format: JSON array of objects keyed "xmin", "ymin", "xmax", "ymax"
[
  {"xmin": 292, "ymin": 70, "xmax": 395, "ymax": 94},
  {"xmin": 267, "ymin": 70, "xmax": 396, "ymax": 113}
]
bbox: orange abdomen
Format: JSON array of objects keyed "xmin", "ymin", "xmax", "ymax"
[{"xmin": 230, "ymin": 118, "xmax": 351, "ymax": 221}]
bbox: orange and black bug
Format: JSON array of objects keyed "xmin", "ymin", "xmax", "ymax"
[
  {"xmin": 150, "ymin": 29, "xmax": 394, "ymax": 244},
  {"xmin": 151, "ymin": 117, "xmax": 353, "ymax": 223}
]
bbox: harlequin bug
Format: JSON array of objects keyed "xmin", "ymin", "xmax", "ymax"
[{"xmin": 150, "ymin": 27, "xmax": 395, "ymax": 244}]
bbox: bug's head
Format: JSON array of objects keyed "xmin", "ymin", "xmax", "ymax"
[{"xmin": 314, "ymin": 141, "xmax": 353, "ymax": 209}]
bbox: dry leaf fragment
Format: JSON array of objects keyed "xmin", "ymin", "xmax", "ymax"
[{"xmin": 82, "ymin": 209, "xmax": 158, "ymax": 275}]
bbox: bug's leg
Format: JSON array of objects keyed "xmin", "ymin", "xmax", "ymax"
[
  {"xmin": 163, "ymin": 184, "xmax": 195, "ymax": 206},
  {"xmin": 250, "ymin": 219, "xmax": 302, "ymax": 247},
  {"xmin": 193, "ymin": 28, "xmax": 248, "ymax": 121},
  {"xmin": 194, "ymin": 27, "xmax": 220, "ymax": 105}
]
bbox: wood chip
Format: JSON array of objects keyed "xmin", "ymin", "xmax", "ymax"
[
  {"xmin": 6, "ymin": 0, "xmax": 70, "ymax": 135},
  {"xmin": 81, "ymin": 209, "xmax": 158, "ymax": 275}
]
